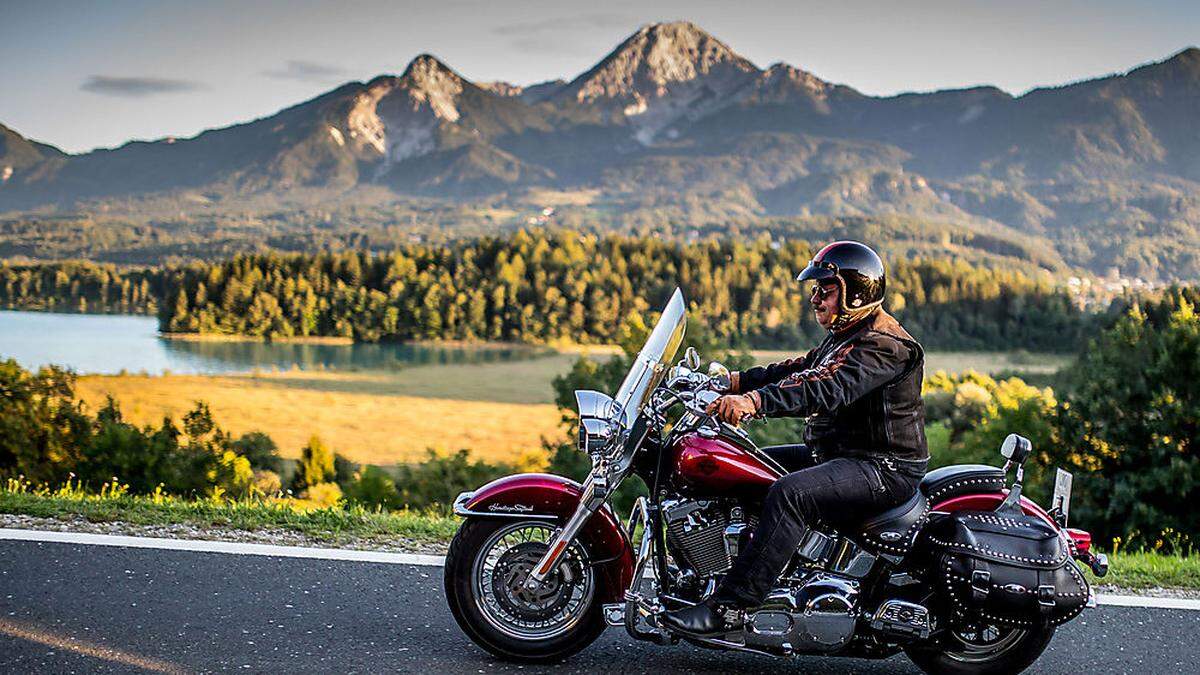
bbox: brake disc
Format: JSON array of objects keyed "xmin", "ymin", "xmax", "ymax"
[{"xmin": 490, "ymin": 541, "xmax": 578, "ymax": 622}]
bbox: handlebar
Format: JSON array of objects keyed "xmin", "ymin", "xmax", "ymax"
[{"xmin": 657, "ymin": 361, "xmax": 761, "ymax": 429}]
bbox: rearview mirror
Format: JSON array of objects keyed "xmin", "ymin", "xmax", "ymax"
[
  {"xmin": 684, "ymin": 346, "xmax": 701, "ymax": 370},
  {"xmin": 1000, "ymin": 433, "xmax": 1032, "ymax": 465}
]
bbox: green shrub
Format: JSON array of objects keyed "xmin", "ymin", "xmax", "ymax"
[
  {"xmin": 77, "ymin": 397, "xmax": 169, "ymax": 492},
  {"xmin": 1055, "ymin": 290, "xmax": 1200, "ymax": 543},
  {"xmin": 230, "ymin": 431, "xmax": 283, "ymax": 473},
  {"xmin": 293, "ymin": 435, "xmax": 335, "ymax": 491},
  {"xmin": 208, "ymin": 450, "xmax": 254, "ymax": 498},
  {"xmin": 252, "ymin": 469, "xmax": 282, "ymax": 496},
  {"xmin": 302, "ymin": 481, "xmax": 343, "ymax": 507},
  {"xmin": 393, "ymin": 449, "xmax": 510, "ymax": 509},
  {"xmin": 0, "ymin": 359, "xmax": 90, "ymax": 483},
  {"xmin": 344, "ymin": 465, "xmax": 402, "ymax": 510}
]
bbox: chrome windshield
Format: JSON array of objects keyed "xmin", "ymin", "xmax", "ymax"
[{"xmin": 613, "ymin": 288, "xmax": 686, "ymax": 428}]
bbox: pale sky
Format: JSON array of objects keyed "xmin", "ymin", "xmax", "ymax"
[{"xmin": 2, "ymin": 0, "xmax": 1196, "ymax": 154}]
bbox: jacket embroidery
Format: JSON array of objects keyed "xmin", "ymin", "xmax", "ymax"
[{"xmin": 780, "ymin": 343, "xmax": 855, "ymax": 386}]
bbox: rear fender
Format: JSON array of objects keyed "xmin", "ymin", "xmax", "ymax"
[
  {"xmin": 931, "ymin": 490, "xmax": 1097, "ymax": 566},
  {"xmin": 454, "ymin": 473, "xmax": 634, "ymax": 601},
  {"xmin": 930, "ymin": 490, "xmax": 1057, "ymax": 528}
]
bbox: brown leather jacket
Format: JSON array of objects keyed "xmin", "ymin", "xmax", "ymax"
[{"xmin": 736, "ymin": 309, "xmax": 928, "ymax": 467}]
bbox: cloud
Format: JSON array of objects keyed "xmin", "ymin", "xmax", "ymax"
[
  {"xmin": 493, "ymin": 13, "xmax": 631, "ymax": 37},
  {"xmin": 81, "ymin": 75, "xmax": 206, "ymax": 97},
  {"xmin": 262, "ymin": 60, "xmax": 349, "ymax": 83}
]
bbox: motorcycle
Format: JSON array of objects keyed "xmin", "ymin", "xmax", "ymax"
[{"xmin": 444, "ymin": 289, "xmax": 1108, "ymax": 673}]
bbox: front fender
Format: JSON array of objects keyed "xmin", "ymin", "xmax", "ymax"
[{"xmin": 454, "ymin": 473, "xmax": 634, "ymax": 601}]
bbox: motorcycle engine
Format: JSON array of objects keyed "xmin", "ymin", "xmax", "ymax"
[
  {"xmin": 663, "ymin": 500, "xmax": 753, "ymax": 577},
  {"xmin": 664, "ymin": 501, "xmax": 731, "ymax": 576},
  {"xmin": 744, "ymin": 575, "xmax": 860, "ymax": 654},
  {"xmin": 662, "ymin": 500, "xmax": 860, "ymax": 655}
]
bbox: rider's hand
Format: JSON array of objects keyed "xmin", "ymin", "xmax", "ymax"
[{"xmin": 706, "ymin": 394, "xmax": 758, "ymax": 426}]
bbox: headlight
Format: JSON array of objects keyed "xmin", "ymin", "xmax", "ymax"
[{"xmin": 578, "ymin": 417, "xmax": 615, "ymax": 455}]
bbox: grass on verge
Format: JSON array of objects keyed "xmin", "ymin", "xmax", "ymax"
[
  {"xmin": 1096, "ymin": 551, "xmax": 1200, "ymax": 591},
  {"xmin": 0, "ymin": 488, "xmax": 458, "ymax": 546}
]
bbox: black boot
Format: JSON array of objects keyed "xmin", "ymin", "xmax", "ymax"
[{"xmin": 658, "ymin": 599, "xmax": 743, "ymax": 637}]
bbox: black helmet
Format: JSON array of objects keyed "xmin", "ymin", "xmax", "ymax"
[{"xmin": 797, "ymin": 240, "xmax": 886, "ymax": 329}]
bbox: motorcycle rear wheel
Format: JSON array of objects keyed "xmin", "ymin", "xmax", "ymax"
[
  {"xmin": 905, "ymin": 622, "xmax": 1055, "ymax": 675},
  {"xmin": 444, "ymin": 518, "xmax": 606, "ymax": 663}
]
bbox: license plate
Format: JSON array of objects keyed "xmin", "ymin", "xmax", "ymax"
[{"xmin": 1053, "ymin": 468, "xmax": 1073, "ymax": 525}]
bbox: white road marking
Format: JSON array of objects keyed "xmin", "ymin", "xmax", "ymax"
[
  {"xmin": 3, "ymin": 528, "xmax": 1198, "ymax": 612},
  {"xmin": 0, "ymin": 528, "xmax": 445, "ymax": 566},
  {"xmin": 1092, "ymin": 594, "xmax": 1200, "ymax": 611}
]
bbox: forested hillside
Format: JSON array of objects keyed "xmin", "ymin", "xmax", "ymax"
[
  {"xmin": 3, "ymin": 231, "xmax": 1094, "ymax": 350},
  {"xmin": 0, "ymin": 261, "xmax": 161, "ymax": 314}
]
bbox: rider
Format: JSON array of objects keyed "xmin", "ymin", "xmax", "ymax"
[{"xmin": 660, "ymin": 240, "xmax": 929, "ymax": 637}]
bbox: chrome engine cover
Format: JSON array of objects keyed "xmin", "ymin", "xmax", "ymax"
[
  {"xmin": 745, "ymin": 575, "xmax": 860, "ymax": 653},
  {"xmin": 664, "ymin": 500, "xmax": 732, "ymax": 576}
]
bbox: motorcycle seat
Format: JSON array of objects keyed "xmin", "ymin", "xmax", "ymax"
[
  {"xmin": 856, "ymin": 490, "xmax": 928, "ymax": 558},
  {"xmin": 919, "ymin": 464, "xmax": 1006, "ymax": 504}
]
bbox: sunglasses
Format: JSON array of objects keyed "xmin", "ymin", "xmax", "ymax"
[{"xmin": 810, "ymin": 284, "xmax": 836, "ymax": 301}]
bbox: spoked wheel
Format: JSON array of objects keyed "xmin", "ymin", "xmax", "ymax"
[
  {"xmin": 906, "ymin": 620, "xmax": 1055, "ymax": 675},
  {"xmin": 444, "ymin": 519, "xmax": 606, "ymax": 662}
]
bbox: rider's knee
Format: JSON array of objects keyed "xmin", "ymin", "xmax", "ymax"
[{"xmin": 765, "ymin": 473, "xmax": 817, "ymax": 520}]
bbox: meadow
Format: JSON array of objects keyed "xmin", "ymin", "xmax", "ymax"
[
  {"xmin": 75, "ymin": 354, "xmax": 576, "ymax": 466},
  {"xmin": 75, "ymin": 350, "xmax": 1067, "ymax": 467}
]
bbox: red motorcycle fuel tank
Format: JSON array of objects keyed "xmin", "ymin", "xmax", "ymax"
[{"xmin": 671, "ymin": 431, "xmax": 783, "ymax": 499}]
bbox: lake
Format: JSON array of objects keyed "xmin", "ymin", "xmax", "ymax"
[{"xmin": 0, "ymin": 310, "xmax": 548, "ymax": 375}]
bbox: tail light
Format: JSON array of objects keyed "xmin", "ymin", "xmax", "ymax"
[
  {"xmin": 1066, "ymin": 528, "xmax": 1091, "ymax": 554},
  {"xmin": 1066, "ymin": 527, "xmax": 1108, "ymax": 577}
]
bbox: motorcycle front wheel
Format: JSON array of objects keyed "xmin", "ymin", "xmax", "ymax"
[
  {"xmin": 905, "ymin": 622, "xmax": 1055, "ymax": 675},
  {"xmin": 444, "ymin": 518, "xmax": 606, "ymax": 663}
]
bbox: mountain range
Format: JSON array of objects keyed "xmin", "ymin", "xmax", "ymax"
[{"xmin": 2, "ymin": 21, "xmax": 1199, "ymax": 280}]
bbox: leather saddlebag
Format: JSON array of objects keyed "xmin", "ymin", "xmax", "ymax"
[{"xmin": 926, "ymin": 510, "xmax": 1090, "ymax": 627}]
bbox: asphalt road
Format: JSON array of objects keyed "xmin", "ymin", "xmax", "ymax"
[{"xmin": 1, "ymin": 540, "xmax": 1195, "ymax": 674}]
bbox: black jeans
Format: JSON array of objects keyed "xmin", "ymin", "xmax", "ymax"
[{"xmin": 713, "ymin": 445, "xmax": 920, "ymax": 608}]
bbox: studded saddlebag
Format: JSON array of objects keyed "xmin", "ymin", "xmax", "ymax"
[{"xmin": 926, "ymin": 510, "xmax": 1090, "ymax": 627}]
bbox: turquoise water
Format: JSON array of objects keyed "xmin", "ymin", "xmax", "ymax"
[{"xmin": 0, "ymin": 310, "xmax": 546, "ymax": 375}]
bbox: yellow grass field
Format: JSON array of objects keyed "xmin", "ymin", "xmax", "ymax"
[
  {"xmin": 74, "ymin": 349, "xmax": 1066, "ymax": 467},
  {"xmin": 75, "ymin": 355, "xmax": 578, "ymax": 466}
]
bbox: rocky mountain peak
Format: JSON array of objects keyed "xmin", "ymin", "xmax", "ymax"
[
  {"xmin": 1170, "ymin": 46, "xmax": 1200, "ymax": 65},
  {"xmin": 559, "ymin": 20, "xmax": 758, "ymax": 103},
  {"xmin": 1159, "ymin": 46, "xmax": 1200, "ymax": 78},
  {"xmin": 400, "ymin": 54, "xmax": 465, "ymax": 89},
  {"xmin": 761, "ymin": 62, "xmax": 832, "ymax": 95},
  {"xmin": 394, "ymin": 53, "xmax": 468, "ymax": 122}
]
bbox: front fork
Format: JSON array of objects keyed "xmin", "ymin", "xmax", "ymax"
[
  {"xmin": 612, "ymin": 496, "xmax": 674, "ymax": 642},
  {"xmin": 524, "ymin": 470, "xmax": 610, "ymax": 588},
  {"xmin": 523, "ymin": 468, "xmax": 667, "ymax": 642}
]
